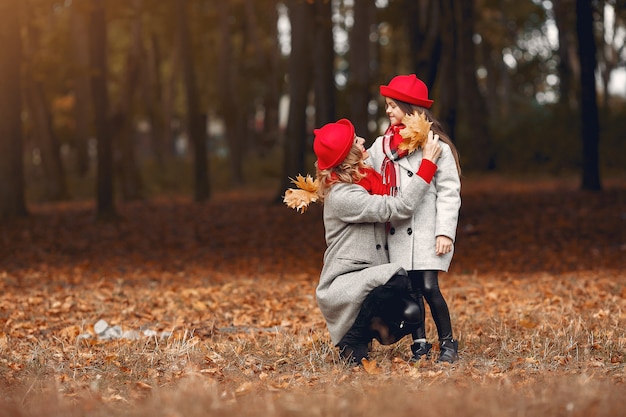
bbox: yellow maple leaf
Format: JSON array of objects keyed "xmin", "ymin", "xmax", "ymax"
[
  {"xmin": 398, "ymin": 111, "xmax": 433, "ymax": 154},
  {"xmin": 290, "ymin": 174, "xmax": 319, "ymax": 192},
  {"xmin": 283, "ymin": 174, "xmax": 320, "ymax": 214}
]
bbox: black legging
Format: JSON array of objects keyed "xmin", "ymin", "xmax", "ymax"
[{"xmin": 408, "ymin": 270, "xmax": 453, "ymax": 341}]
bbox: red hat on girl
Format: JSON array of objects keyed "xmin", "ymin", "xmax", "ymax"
[
  {"xmin": 380, "ymin": 74, "xmax": 434, "ymax": 109},
  {"xmin": 313, "ymin": 119, "xmax": 355, "ymax": 170}
]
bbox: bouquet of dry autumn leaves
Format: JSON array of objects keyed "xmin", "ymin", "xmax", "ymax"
[{"xmin": 284, "ymin": 111, "xmax": 432, "ymax": 213}]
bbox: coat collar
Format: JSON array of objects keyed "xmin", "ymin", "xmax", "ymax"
[{"xmin": 396, "ymin": 152, "xmax": 418, "ymax": 173}]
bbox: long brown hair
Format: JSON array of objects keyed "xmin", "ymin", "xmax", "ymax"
[
  {"xmin": 316, "ymin": 145, "xmax": 369, "ymax": 202},
  {"xmin": 393, "ymin": 99, "xmax": 462, "ymax": 176}
]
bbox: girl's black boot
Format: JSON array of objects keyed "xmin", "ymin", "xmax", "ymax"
[{"xmin": 437, "ymin": 339, "xmax": 459, "ymax": 363}]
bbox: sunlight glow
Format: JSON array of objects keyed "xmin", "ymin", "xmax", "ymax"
[
  {"xmin": 277, "ymin": 3, "xmax": 290, "ymax": 56},
  {"xmin": 502, "ymin": 50, "xmax": 517, "ymax": 69},
  {"xmin": 609, "ymin": 70, "xmax": 626, "ymax": 96}
]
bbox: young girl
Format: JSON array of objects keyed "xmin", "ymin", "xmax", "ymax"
[
  {"xmin": 285, "ymin": 118, "xmax": 442, "ymax": 365},
  {"xmin": 367, "ymin": 74, "xmax": 462, "ymax": 363}
]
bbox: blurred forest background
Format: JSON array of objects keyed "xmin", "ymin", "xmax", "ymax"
[
  {"xmin": 0, "ymin": 0, "xmax": 625, "ymax": 220},
  {"xmin": 0, "ymin": 3, "xmax": 625, "ymax": 412}
]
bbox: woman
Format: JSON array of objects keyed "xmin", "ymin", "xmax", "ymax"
[{"xmin": 286, "ymin": 118, "xmax": 442, "ymax": 364}]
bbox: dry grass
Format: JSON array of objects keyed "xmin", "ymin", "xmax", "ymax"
[{"xmin": 1, "ymin": 270, "xmax": 624, "ymax": 416}]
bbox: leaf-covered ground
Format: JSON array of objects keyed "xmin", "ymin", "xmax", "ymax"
[{"xmin": 0, "ymin": 175, "xmax": 625, "ymax": 416}]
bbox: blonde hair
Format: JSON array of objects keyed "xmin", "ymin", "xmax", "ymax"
[{"xmin": 316, "ymin": 145, "xmax": 368, "ymax": 202}]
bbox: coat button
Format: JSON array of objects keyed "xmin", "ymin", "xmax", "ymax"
[
  {"xmin": 389, "ymin": 227, "xmax": 395, "ymax": 235},
  {"xmin": 407, "ymin": 171, "xmax": 413, "ymax": 177},
  {"xmin": 384, "ymin": 244, "xmax": 388, "ymax": 250},
  {"xmin": 407, "ymin": 228, "xmax": 413, "ymax": 235},
  {"xmin": 376, "ymin": 244, "xmax": 381, "ymax": 250}
]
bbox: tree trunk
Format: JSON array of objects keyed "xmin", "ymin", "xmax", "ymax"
[
  {"xmin": 218, "ymin": 0, "xmax": 244, "ymax": 186},
  {"xmin": 178, "ymin": 0, "xmax": 209, "ymax": 201},
  {"xmin": 456, "ymin": 0, "xmax": 493, "ymax": 170},
  {"xmin": 0, "ymin": 2, "xmax": 27, "ymax": 220},
  {"xmin": 480, "ymin": 38, "xmax": 500, "ymax": 120},
  {"xmin": 277, "ymin": 0, "xmax": 315, "ymax": 200},
  {"xmin": 313, "ymin": 0, "xmax": 335, "ymax": 129},
  {"xmin": 90, "ymin": 0, "xmax": 116, "ymax": 219},
  {"xmin": 244, "ymin": 0, "xmax": 270, "ymax": 155},
  {"xmin": 575, "ymin": 0, "xmax": 601, "ymax": 191},
  {"xmin": 404, "ymin": 0, "xmax": 442, "ymax": 88},
  {"xmin": 112, "ymin": 0, "xmax": 144, "ymax": 201},
  {"xmin": 143, "ymin": 32, "xmax": 166, "ymax": 168},
  {"xmin": 496, "ymin": 0, "xmax": 516, "ymax": 121},
  {"xmin": 23, "ymin": 6, "xmax": 68, "ymax": 201},
  {"xmin": 348, "ymin": 0, "xmax": 374, "ymax": 137},
  {"xmin": 162, "ymin": 29, "xmax": 181, "ymax": 159},
  {"xmin": 24, "ymin": 75, "xmax": 69, "ymax": 200},
  {"xmin": 260, "ymin": 2, "xmax": 282, "ymax": 153},
  {"xmin": 437, "ymin": 0, "xmax": 458, "ymax": 140},
  {"xmin": 70, "ymin": 3, "xmax": 91, "ymax": 177},
  {"xmin": 553, "ymin": 0, "xmax": 578, "ymax": 109}
]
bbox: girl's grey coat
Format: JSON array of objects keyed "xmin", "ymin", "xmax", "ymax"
[
  {"xmin": 317, "ymin": 175, "xmax": 431, "ymax": 345},
  {"xmin": 367, "ymin": 139, "xmax": 461, "ymax": 272}
]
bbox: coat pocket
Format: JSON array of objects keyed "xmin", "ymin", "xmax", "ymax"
[{"xmin": 336, "ymin": 256, "xmax": 372, "ymax": 266}]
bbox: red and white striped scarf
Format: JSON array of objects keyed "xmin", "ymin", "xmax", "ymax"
[{"xmin": 380, "ymin": 124, "xmax": 409, "ymax": 196}]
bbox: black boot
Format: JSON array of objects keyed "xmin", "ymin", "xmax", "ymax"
[
  {"xmin": 410, "ymin": 341, "xmax": 432, "ymax": 362},
  {"xmin": 338, "ymin": 343, "xmax": 369, "ymax": 365},
  {"xmin": 337, "ymin": 297, "xmax": 374, "ymax": 366},
  {"xmin": 437, "ymin": 339, "xmax": 459, "ymax": 363}
]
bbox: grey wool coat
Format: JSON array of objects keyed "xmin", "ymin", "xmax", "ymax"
[
  {"xmin": 316, "ymin": 174, "xmax": 432, "ymax": 345},
  {"xmin": 367, "ymin": 138, "xmax": 461, "ymax": 272}
]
